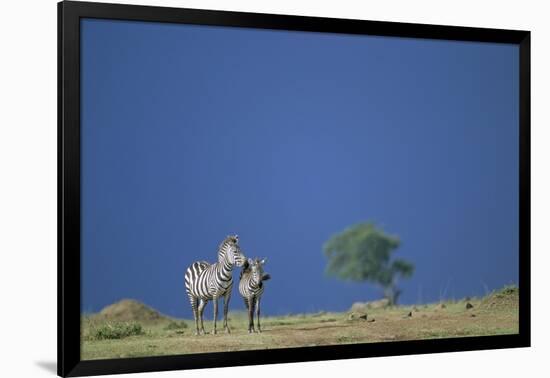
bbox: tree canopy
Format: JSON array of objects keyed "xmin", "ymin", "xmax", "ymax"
[{"xmin": 323, "ymin": 222, "xmax": 414, "ymax": 305}]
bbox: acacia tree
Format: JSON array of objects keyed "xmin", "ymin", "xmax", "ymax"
[{"xmin": 323, "ymin": 222, "xmax": 414, "ymax": 305}]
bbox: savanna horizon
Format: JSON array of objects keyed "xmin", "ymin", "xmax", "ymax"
[{"xmin": 80, "ymin": 229, "xmax": 519, "ymax": 360}]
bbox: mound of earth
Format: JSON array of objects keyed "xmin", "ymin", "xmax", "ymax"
[
  {"xmin": 98, "ymin": 299, "xmax": 167, "ymax": 323},
  {"xmin": 479, "ymin": 286, "xmax": 519, "ymax": 310},
  {"xmin": 350, "ymin": 298, "xmax": 390, "ymax": 313}
]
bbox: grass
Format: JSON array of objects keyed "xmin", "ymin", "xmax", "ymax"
[
  {"xmin": 81, "ymin": 285, "xmax": 519, "ymax": 360},
  {"xmin": 163, "ymin": 320, "xmax": 188, "ymax": 330},
  {"xmin": 89, "ymin": 322, "xmax": 144, "ymax": 340}
]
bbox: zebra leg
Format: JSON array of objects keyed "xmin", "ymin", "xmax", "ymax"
[
  {"xmin": 189, "ymin": 295, "xmax": 199, "ymax": 336},
  {"xmin": 223, "ymin": 292, "xmax": 231, "ymax": 333},
  {"xmin": 198, "ymin": 299, "xmax": 207, "ymax": 335},
  {"xmin": 211, "ymin": 297, "xmax": 218, "ymax": 335},
  {"xmin": 243, "ymin": 297, "xmax": 250, "ymax": 333},
  {"xmin": 247, "ymin": 297, "xmax": 255, "ymax": 333},
  {"xmin": 255, "ymin": 297, "xmax": 262, "ymax": 333}
]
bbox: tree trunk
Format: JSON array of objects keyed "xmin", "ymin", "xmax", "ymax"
[{"xmin": 383, "ymin": 285, "xmax": 402, "ymax": 306}]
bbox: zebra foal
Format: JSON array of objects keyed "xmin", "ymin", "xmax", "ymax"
[
  {"xmin": 184, "ymin": 235, "xmax": 246, "ymax": 335},
  {"xmin": 239, "ymin": 258, "xmax": 270, "ymax": 333}
]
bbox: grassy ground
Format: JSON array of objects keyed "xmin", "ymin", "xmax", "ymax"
[{"xmin": 81, "ymin": 286, "xmax": 519, "ymax": 360}]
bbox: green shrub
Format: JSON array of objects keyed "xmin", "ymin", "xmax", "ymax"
[
  {"xmin": 164, "ymin": 320, "xmax": 188, "ymax": 330},
  {"xmin": 496, "ymin": 285, "xmax": 519, "ymax": 296},
  {"xmin": 92, "ymin": 322, "xmax": 144, "ymax": 340}
]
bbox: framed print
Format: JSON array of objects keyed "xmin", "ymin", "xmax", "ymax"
[{"xmin": 58, "ymin": 1, "xmax": 530, "ymax": 376}]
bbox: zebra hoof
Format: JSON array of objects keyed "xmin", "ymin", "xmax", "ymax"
[
  {"xmin": 225, "ymin": 328, "xmax": 231, "ymax": 334},
  {"xmin": 211, "ymin": 330, "xmax": 217, "ymax": 335},
  {"xmin": 248, "ymin": 329, "xmax": 253, "ymax": 334},
  {"xmin": 258, "ymin": 329, "xmax": 262, "ymax": 333}
]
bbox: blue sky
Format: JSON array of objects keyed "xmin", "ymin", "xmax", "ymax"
[{"xmin": 80, "ymin": 18, "xmax": 519, "ymax": 318}]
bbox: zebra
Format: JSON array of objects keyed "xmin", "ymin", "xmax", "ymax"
[
  {"xmin": 184, "ymin": 235, "xmax": 246, "ymax": 335},
  {"xmin": 239, "ymin": 258, "xmax": 271, "ymax": 333}
]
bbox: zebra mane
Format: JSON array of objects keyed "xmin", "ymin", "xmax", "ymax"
[
  {"xmin": 218, "ymin": 235, "xmax": 239, "ymax": 262},
  {"xmin": 239, "ymin": 260, "xmax": 251, "ymax": 279},
  {"xmin": 218, "ymin": 235, "xmax": 238, "ymax": 250}
]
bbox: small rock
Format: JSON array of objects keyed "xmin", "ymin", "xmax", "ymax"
[
  {"xmin": 466, "ymin": 302, "xmax": 474, "ymax": 309},
  {"xmin": 350, "ymin": 302, "xmax": 368, "ymax": 313},
  {"xmin": 367, "ymin": 318, "xmax": 375, "ymax": 322},
  {"xmin": 407, "ymin": 311, "xmax": 412, "ymax": 317},
  {"xmin": 437, "ymin": 303, "xmax": 447, "ymax": 309},
  {"xmin": 348, "ymin": 312, "xmax": 368, "ymax": 321},
  {"xmin": 470, "ymin": 314, "xmax": 476, "ymax": 317}
]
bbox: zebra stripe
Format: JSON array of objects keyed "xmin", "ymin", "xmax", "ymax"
[
  {"xmin": 239, "ymin": 258, "xmax": 270, "ymax": 333},
  {"xmin": 184, "ymin": 235, "xmax": 246, "ymax": 335}
]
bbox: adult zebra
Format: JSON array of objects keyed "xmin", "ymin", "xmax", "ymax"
[
  {"xmin": 239, "ymin": 258, "xmax": 270, "ymax": 333},
  {"xmin": 184, "ymin": 235, "xmax": 246, "ymax": 335}
]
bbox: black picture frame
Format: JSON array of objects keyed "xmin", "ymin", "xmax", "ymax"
[{"xmin": 58, "ymin": 1, "xmax": 531, "ymax": 376}]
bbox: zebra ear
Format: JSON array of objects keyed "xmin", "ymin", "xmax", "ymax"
[
  {"xmin": 260, "ymin": 258, "xmax": 267, "ymax": 265},
  {"xmin": 247, "ymin": 258, "xmax": 254, "ymax": 265}
]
